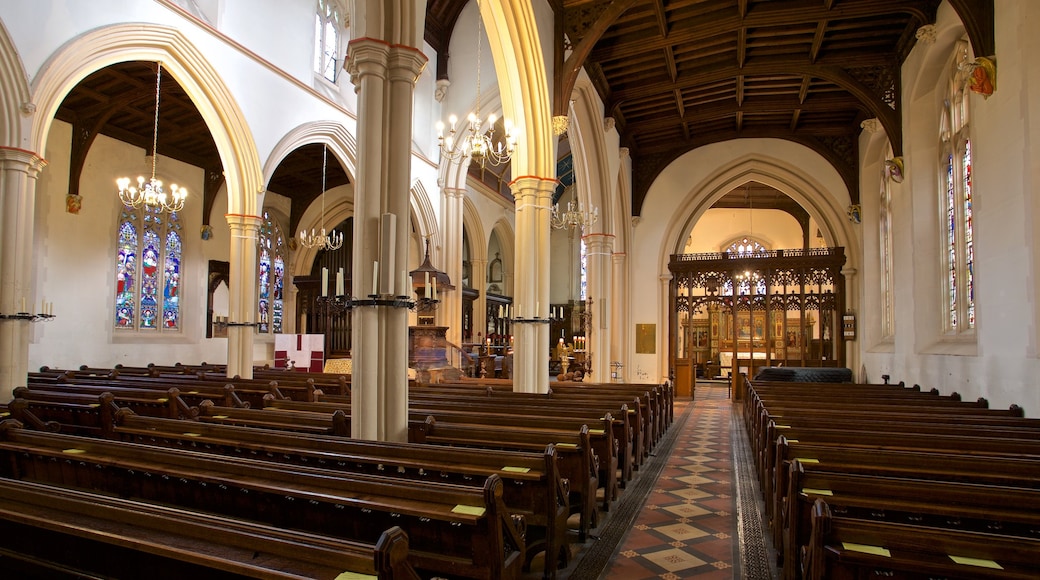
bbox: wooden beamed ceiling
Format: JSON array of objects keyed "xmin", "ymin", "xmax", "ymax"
[
  {"xmin": 54, "ymin": 1, "xmax": 994, "ymax": 227},
  {"xmin": 428, "ymin": 0, "xmax": 993, "ymax": 215}
]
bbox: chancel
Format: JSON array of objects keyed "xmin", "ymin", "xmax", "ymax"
[{"xmin": 0, "ymin": 1, "xmax": 1038, "ymax": 579}]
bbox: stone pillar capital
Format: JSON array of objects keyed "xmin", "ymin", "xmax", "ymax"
[
  {"xmin": 388, "ymin": 45, "xmax": 429, "ymax": 83},
  {"xmin": 443, "ymin": 187, "xmax": 466, "ymax": 199},
  {"xmin": 0, "ymin": 146, "xmax": 48, "ymax": 176},
  {"xmin": 346, "ymin": 38, "xmax": 392, "ymax": 85}
]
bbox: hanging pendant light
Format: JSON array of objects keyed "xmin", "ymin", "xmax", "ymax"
[
  {"xmin": 435, "ymin": 9, "xmax": 518, "ymax": 167},
  {"xmin": 299, "ymin": 144, "xmax": 344, "ymax": 250},
  {"xmin": 116, "ymin": 61, "xmax": 187, "ymax": 213}
]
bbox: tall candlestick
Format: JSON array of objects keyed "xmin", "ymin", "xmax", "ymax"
[
  {"xmin": 424, "ymin": 272, "xmax": 430, "ymax": 297},
  {"xmin": 432, "ymin": 278, "xmax": 437, "ymax": 300},
  {"xmin": 372, "ymin": 261, "xmax": 379, "ymax": 296},
  {"xmin": 336, "ymin": 268, "xmax": 344, "ymax": 296},
  {"xmin": 321, "ymin": 267, "xmax": 329, "ymax": 297}
]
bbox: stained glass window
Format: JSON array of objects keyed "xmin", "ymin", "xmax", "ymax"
[
  {"xmin": 114, "ymin": 206, "xmax": 181, "ymax": 331},
  {"xmin": 939, "ymin": 39, "xmax": 976, "ymax": 333},
  {"xmin": 258, "ymin": 210, "xmax": 286, "ymax": 334},
  {"xmin": 579, "ymin": 238, "xmax": 588, "ymax": 301},
  {"xmin": 725, "ymin": 237, "xmax": 768, "ymax": 257},
  {"xmin": 314, "ymin": 0, "xmax": 342, "ymax": 83}
]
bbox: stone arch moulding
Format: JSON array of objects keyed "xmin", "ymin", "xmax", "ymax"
[
  {"xmin": 487, "ymin": 218, "xmax": 516, "ymax": 294},
  {"xmin": 0, "ymin": 17, "xmax": 30, "ymax": 148},
  {"xmin": 410, "ymin": 178, "xmax": 440, "ymax": 255},
  {"xmin": 29, "ymin": 23, "xmax": 263, "ymax": 217},
  {"xmin": 462, "ymin": 195, "xmax": 488, "ymax": 267},
  {"xmin": 659, "ymin": 155, "xmax": 861, "ymax": 275},
  {"xmin": 266, "ymin": 122, "xmax": 359, "ymax": 278}
]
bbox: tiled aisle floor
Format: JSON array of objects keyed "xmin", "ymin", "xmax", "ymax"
[{"xmin": 598, "ymin": 383, "xmax": 739, "ymax": 579}]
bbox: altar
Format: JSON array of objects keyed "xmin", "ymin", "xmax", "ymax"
[{"xmin": 718, "ymin": 351, "xmax": 769, "ymax": 378}]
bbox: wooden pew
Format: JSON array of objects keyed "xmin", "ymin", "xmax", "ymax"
[
  {"xmin": 427, "ymin": 380, "xmax": 668, "ymax": 453},
  {"xmin": 407, "ymin": 383, "xmax": 653, "ymax": 471},
  {"xmin": 277, "ymin": 396, "xmax": 624, "ymax": 502},
  {"xmin": 13, "ymin": 385, "xmax": 197, "ymax": 421},
  {"xmin": 402, "ymin": 389, "xmax": 638, "ymax": 482},
  {"xmin": 0, "ymin": 477, "xmax": 421, "ymax": 580},
  {"xmin": 802, "ymin": 498, "xmax": 1040, "ymax": 580},
  {"xmin": 769, "ymin": 435, "xmax": 1040, "ymax": 560},
  {"xmin": 196, "ymin": 401, "xmax": 352, "ymax": 436},
  {"xmin": 4, "ymin": 392, "xmax": 116, "ymax": 437},
  {"xmin": 0, "ymin": 420, "xmax": 526, "ymax": 580},
  {"xmin": 112, "ymin": 410, "xmax": 571, "ymax": 578},
  {"xmin": 414, "ymin": 417, "xmax": 601, "ymax": 542},
  {"xmin": 782, "ymin": 459, "xmax": 1040, "ymax": 580}
]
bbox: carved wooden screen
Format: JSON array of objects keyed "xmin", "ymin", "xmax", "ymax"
[{"xmin": 669, "ymin": 247, "xmax": 847, "ymax": 379}]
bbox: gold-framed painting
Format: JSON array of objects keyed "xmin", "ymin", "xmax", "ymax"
[{"xmin": 636, "ymin": 323, "xmax": 656, "ymax": 354}]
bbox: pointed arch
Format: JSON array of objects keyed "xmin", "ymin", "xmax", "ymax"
[
  {"xmin": 462, "ymin": 195, "xmax": 488, "ymax": 267},
  {"xmin": 28, "ymin": 24, "xmax": 263, "ymax": 217},
  {"xmin": 478, "ymin": 0, "xmax": 554, "ymax": 180},
  {"xmin": 661, "ymin": 155, "xmax": 859, "ymax": 266},
  {"xmin": 265, "ymin": 122, "xmax": 359, "ymax": 278},
  {"xmin": 0, "ymin": 18, "xmax": 30, "ymax": 148}
]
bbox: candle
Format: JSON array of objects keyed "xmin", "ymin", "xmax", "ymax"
[
  {"xmin": 321, "ymin": 267, "xmax": 329, "ymax": 297},
  {"xmin": 336, "ymin": 268, "xmax": 344, "ymax": 296},
  {"xmin": 432, "ymin": 278, "xmax": 437, "ymax": 300},
  {"xmin": 21, "ymin": 297, "xmax": 25, "ymax": 313},
  {"xmin": 536, "ymin": 302, "xmax": 540, "ymax": 316},
  {"xmin": 372, "ymin": 261, "xmax": 379, "ymax": 296},
  {"xmin": 499, "ymin": 305, "xmax": 504, "ymax": 318},
  {"xmin": 424, "ymin": 272, "xmax": 430, "ymax": 296}
]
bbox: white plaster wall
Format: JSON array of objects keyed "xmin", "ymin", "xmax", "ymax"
[
  {"xmin": 631, "ymin": 139, "xmax": 852, "ymax": 382},
  {"xmin": 683, "ymin": 209, "xmax": 803, "ymax": 253},
  {"xmin": 859, "ymin": 1, "xmax": 1040, "ymax": 416},
  {"xmin": 29, "ymin": 122, "xmax": 230, "ymax": 370},
  {"xmin": 4, "ymin": 1, "xmax": 358, "ymax": 189}
]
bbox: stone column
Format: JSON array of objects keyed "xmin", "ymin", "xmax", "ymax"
[
  {"xmin": 225, "ymin": 213, "xmax": 261, "ymax": 379},
  {"xmin": 611, "ymin": 251, "xmax": 629, "ymax": 381},
  {"xmin": 347, "ymin": 39, "xmax": 427, "ymax": 441},
  {"xmin": 511, "ymin": 176, "xmax": 556, "ymax": 394},
  {"xmin": 0, "ymin": 147, "xmax": 46, "ymax": 399},
  {"xmin": 442, "ymin": 188, "xmax": 465, "ymax": 346},
  {"xmin": 471, "ymin": 257, "xmax": 487, "ymax": 344},
  {"xmin": 583, "ymin": 233, "xmax": 614, "ymax": 381}
]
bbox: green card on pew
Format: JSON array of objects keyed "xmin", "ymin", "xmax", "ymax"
[
  {"xmin": 501, "ymin": 466, "xmax": 530, "ymax": 473},
  {"xmin": 950, "ymin": 555, "xmax": 1003, "ymax": 569},
  {"xmin": 452, "ymin": 505, "xmax": 486, "ymax": 517},
  {"xmin": 335, "ymin": 572, "xmax": 376, "ymax": 579},
  {"xmin": 842, "ymin": 543, "xmax": 890, "ymax": 557}
]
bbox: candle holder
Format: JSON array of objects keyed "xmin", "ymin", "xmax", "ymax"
[
  {"xmin": 317, "ymin": 294, "xmax": 418, "ymax": 314},
  {"xmin": 212, "ymin": 319, "xmax": 258, "ymax": 329},
  {"xmin": 0, "ymin": 312, "xmax": 57, "ymax": 322}
]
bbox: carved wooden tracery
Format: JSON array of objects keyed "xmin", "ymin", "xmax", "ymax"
[{"xmin": 669, "ymin": 247, "xmax": 847, "ymax": 380}]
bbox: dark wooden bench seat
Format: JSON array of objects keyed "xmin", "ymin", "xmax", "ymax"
[
  {"xmin": 196, "ymin": 401, "xmax": 352, "ymax": 436},
  {"xmin": 31, "ymin": 371, "xmax": 309, "ymax": 408},
  {"xmin": 0, "ymin": 420, "xmax": 525, "ymax": 580},
  {"xmin": 111, "ymin": 411, "xmax": 571, "ymax": 578},
  {"xmin": 414, "ymin": 417, "xmax": 601, "ymax": 541},
  {"xmin": 0, "ymin": 477, "xmax": 421, "ymax": 580},
  {"xmin": 769, "ymin": 435, "xmax": 1040, "ymax": 559},
  {"xmin": 275, "ymin": 396, "xmax": 625, "ymax": 500},
  {"xmin": 388, "ymin": 383, "xmax": 652, "ymax": 471},
  {"xmin": 425, "ymin": 380, "xmax": 668, "ymax": 451},
  {"xmin": 782, "ymin": 460, "xmax": 1040, "ymax": 580},
  {"xmin": 402, "ymin": 390, "xmax": 639, "ymax": 480},
  {"xmin": 803, "ymin": 498, "xmax": 1040, "ymax": 580}
]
